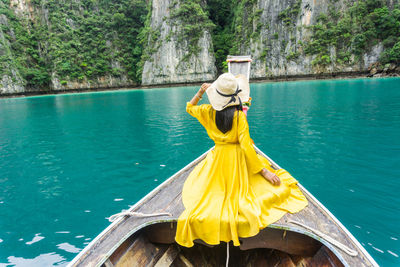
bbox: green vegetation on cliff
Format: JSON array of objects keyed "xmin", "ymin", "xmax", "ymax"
[
  {"xmin": 278, "ymin": 0, "xmax": 302, "ymax": 26},
  {"xmin": 1, "ymin": 0, "xmax": 400, "ymax": 92},
  {"xmin": 1, "ymin": 0, "xmax": 49, "ymax": 88},
  {"xmin": 206, "ymin": 0, "xmax": 235, "ymax": 73},
  {"xmin": 170, "ymin": 0, "xmax": 214, "ymax": 58},
  {"xmin": 1, "ymin": 0, "xmax": 146, "ymax": 89},
  {"xmin": 137, "ymin": 1, "xmax": 157, "ymax": 77},
  {"xmin": 206, "ymin": 0, "xmax": 265, "ymax": 73},
  {"xmin": 304, "ymin": 0, "xmax": 400, "ymax": 67}
]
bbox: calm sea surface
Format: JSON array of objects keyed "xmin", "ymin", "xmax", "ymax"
[{"xmin": 0, "ymin": 78, "xmax": 399, "ymax": 266}]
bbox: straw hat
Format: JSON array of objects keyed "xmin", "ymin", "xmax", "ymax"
[{"xmin": 206, "ymin": 73, "xmax": 250, "ymax": 111}]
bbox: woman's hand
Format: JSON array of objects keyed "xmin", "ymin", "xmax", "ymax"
[
  {"xmin": 190, "ymin": 83, "xmax": 211, "ymax": 105},
  {"xmin": 199, "ymin": 83, "xmax": 211, "ymax": 94},
  {"xmin": 261, "ymin": 168, "xmax": 281, "ymax": 186}
]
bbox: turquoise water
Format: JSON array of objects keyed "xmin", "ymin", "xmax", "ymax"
[{"xmin": 0, "ymin": 77, "xmax": 399, "ymax": 266}]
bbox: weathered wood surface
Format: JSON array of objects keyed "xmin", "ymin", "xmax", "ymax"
[
  {"xmin": 70, "ymin": 149, "xmax": 376, "ymax": 267},
  {"xmin": 113, "ymin": 234, "xmax": 168, "ymax": 267},
  {"xmin": 239, "ymin": 227, "xmax": 322, "ymax": 256},
  {"xmin": 144, "ymin": 222, "xmax": 322, "ymax": 257},
  {"xmin": 172, "ymin": 243, "xmax": 342, "ymax": 267}
]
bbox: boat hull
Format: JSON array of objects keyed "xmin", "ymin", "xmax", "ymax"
[{"xmin": 68, "ymin": 147, "xmax": 378, "ymax": 267}]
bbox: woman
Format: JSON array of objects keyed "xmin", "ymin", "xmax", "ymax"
[{"xmin": 175, "ymin": 73, "xmax": 308, "ymax": 248}]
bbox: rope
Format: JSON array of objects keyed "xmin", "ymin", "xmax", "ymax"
[
  {"xmin": 288, "ymin": 220, "xmax": 358, "ymax": 257},
  {"xmin": 108, "ymin": 211, "xmax": 172, "ymax": 222},
  {"xmin": 226, "ymin": 242, "xmax": 229, "ymax": 267}
]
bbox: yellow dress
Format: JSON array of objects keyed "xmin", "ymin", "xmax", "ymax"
[{"xmin": 175, "ymin": 103, "xmax": 308, "ymax": 247}]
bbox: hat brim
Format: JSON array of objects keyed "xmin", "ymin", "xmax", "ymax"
[
  {"xmin": 206, "ymin": 75, "xmax": 250, "ymax": 111},
  {"xmin": 235, "ymin": 74, "xmax": 250, "ymax": 103}
]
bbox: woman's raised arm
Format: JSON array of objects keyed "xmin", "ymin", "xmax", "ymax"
[{"xmin": 190, "ymin": 83, "xmax": 210, "ymax": 105}]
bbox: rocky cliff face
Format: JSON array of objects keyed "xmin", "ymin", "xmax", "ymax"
[
  {"xmin": 238, "ymin": 0, "xmax": 400, "ymax": 79},
  {"xmin": 1, "ymin": 0, "xmax": 399, "ymax": 95},
  {"xmin": 249, "ymin": 0, "xmax": 335, "ymax": 78},
  {"xmin": 141, "ymin": 0, "xmax": 216, "ymax": 85}
]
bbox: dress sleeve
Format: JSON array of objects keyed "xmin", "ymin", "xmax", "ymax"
[
  {"xmin": 186, "ymin": 102, "xmax": 210, "ymax": 126},
  {"xmin": 238, "ymin": 111, "xmax": 265, "ymax": 174}
]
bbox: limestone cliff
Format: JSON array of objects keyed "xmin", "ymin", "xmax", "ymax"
[
  {"xmin": 1, "ymin": 0, "xmax": 399, "ymax": 95},
  {"xmin": 141, "ymin": 0, "xmax": 216, "ymax": 85},
  {"xmin": 234, "ymin": 0, "xmax": 400, "ymax": 79}
]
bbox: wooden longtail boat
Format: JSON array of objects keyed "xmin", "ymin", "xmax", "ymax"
[
  {"xmin": 68, "ymin": 147, "xmax": 378, "ymax": 267},
  {"xmin": 68, "ymin": 57, "xmax": 378, "ymax": 267}
]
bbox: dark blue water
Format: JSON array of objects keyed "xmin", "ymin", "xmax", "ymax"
[{"xmin": 0, "ymin": 77, "xmax": 399, "ymax": 266}]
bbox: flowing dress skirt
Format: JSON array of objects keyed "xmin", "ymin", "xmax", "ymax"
[{"xmin": 175, "ymin": 143, "xmax": 308, "ymax": 247}]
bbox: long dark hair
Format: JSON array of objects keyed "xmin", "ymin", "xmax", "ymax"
[{"xmin": 215, "ymin": 105, "xmax": 243, "ymax": 134}]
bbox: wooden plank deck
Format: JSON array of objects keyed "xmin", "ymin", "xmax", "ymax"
[{"xmin": 69, "ymin": 148, "xmax": 377, "ymax": 267}]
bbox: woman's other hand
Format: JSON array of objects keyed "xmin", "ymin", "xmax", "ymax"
[{"xmin": 261, "ymin": 168, "xmax": 281, "ymax": 186}]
